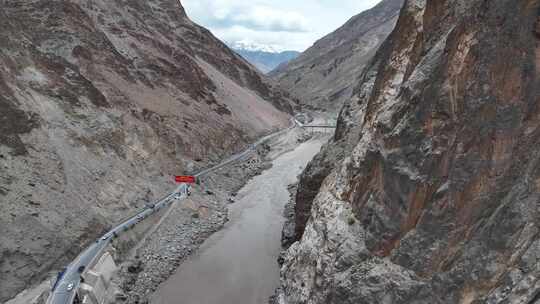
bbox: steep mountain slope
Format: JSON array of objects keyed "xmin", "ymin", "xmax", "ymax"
[
  {"xmin": 233, "ymin": 48, "xmax": 300, "ymax": 74},
  {"xmin": 278, "ymin": 0, "xmax": 540, "ymax": 303},
  {"xmin": 271, "ymin": 0, "xmax": 404, "ymax": 112},
  {"xmin": 0, "ymin": 0, "xmax": 293, "ymax": 301}
]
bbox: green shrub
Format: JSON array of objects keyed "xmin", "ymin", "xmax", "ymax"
[{"xmin": 347, "ymin": 214, "xmax": 356, "ymax": 225}]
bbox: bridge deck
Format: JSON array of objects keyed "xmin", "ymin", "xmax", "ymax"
[{"xmin": 301, "ymin": 125, "xmax": 336, "ymax": 128}]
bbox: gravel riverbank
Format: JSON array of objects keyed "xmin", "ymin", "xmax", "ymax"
[{"xmin": 111, "ymin": 128, "xmax": 315, "ymax": 304}]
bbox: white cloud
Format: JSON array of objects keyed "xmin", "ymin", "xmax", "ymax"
[
  {"xmin": 181, "ymin": 0, "xmax": 382, "ymax": 51},
  {"xmin": 232, "ymin": 5, "xmax": 309, "ymax": 32}
]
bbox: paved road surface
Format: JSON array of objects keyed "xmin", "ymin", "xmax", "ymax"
[
  {"xmin": 46, "ymin": 120, "xmax": 298, "ymax": 304},
  {"xmin": 151, "ymin": 140, "xmax": 324, "ymax": 304},
  {"xmin": 46, "ymin": 188, "xmax": 183, "ymax": 304}
]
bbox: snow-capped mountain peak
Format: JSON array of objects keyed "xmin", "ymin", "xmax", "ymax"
[{"xmin": 228, "ymin": 40, "xmax": 283, "ymax": 53}]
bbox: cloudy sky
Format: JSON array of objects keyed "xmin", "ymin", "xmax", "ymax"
[{"xmin": 182, "ymin": 0, "xmax": 382, "ymax": 52}]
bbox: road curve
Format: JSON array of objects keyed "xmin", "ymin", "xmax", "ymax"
[{"xmin": 46, "ymin": 119, "xmax": 298, "ymax": 304}]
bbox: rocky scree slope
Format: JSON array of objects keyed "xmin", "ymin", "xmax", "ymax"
[
  {"xmin": 0, "ymin": 0, "xmax": 293, "ymax": 301},
  {"xmin": 271, "ymin": 0, "xmax": 404, "ymax": 113},
  {"xmin": 278, "ymin": 0, "xmax": 540, "ymax": 303}
]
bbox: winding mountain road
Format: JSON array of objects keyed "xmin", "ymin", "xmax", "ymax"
[{"xmin": 46, "ymin": 119, "xmax": 299, "ymax": 304}]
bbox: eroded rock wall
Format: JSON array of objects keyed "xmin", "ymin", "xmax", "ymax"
[{"xmin": 280, "ymin": 0, "xmax": 540, "ymax": 303}]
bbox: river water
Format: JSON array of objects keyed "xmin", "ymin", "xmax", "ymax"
[{"xmin": 151, "ymin": 140, "xmax": 324, "ymax": 304}]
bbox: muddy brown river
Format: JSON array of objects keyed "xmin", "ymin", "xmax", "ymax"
[{"xmin": 151, "ymin": 140, "xmax": 324, "ymax": 304}]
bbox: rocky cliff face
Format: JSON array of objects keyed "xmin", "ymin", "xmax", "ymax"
[
  {"xmin": 0, "ymin": 0, "xmax": 292, "ymax": 301},
  {"xmin": 279, "ymin": 0, "xmax": 540, "ymax": 303},
  {"xmin": 271, "ymin": 0, "xmax": 404, "ymax": 113}
]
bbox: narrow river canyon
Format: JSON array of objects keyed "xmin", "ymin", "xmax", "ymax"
[{"xmin": 151, "ymin": 139, "xmax": 325, "ymax": 304}]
